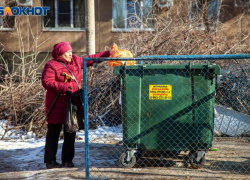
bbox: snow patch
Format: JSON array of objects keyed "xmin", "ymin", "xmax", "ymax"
[{"xmin": 214, "ymin": 105, "xmax": 250, "ymax": 136}]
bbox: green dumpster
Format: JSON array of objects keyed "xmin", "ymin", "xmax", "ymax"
[{"xmin": 114, "ymin": 63, "xmax": 221, "ymax": 168}]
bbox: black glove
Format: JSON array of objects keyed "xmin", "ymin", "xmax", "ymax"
[{"xmin": 66, "ymin": 86, "xmax": 72, "ymax": 96}]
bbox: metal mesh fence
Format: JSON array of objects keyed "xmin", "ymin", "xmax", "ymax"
[{"xmin": 82, "ymin": 55, "xmax": 250, "ymax": 179}]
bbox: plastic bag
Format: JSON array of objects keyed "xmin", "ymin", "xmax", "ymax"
[
  {"xmin": 108, "ymin": 43, "xmax": 136, "ymax": 67},
  {"xmin": 65, "ymin": 92, "xmax": 84, "ymax": 133}
]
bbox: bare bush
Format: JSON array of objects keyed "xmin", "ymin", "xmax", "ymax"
[
  {"xmin": 117, "ymin": 1, "xmax": 250, "ymax": 56},
  {"xmin": 87, "ymin": 63, "xmax": 121, "ymax": 128},
  {"xmin": 0, "ymin": 16, "xmax": 50, "ymax": 139}
]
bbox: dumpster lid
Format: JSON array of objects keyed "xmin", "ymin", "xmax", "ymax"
[{"xmin": 114, "ymin": 63, "xmax": 221, "ymax": 75}]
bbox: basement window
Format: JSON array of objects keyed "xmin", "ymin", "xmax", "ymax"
[
  {"xmin": 42, "ymin": 0, "xmax": 85, "ymax": 31},
  {"xmin": 112, "ymin": 0, "xmax": 155, "ymax": 32},
  {"xmin": 234, "ymin": 0, "xmax": 250, "ymax": 7},
  {"xmin": 0, "ymin": 0, "xmax": 15, "ymax": 31},
  {"xmin": 189, "ymin": 0, "xmax": 220, "ymax": 31}
]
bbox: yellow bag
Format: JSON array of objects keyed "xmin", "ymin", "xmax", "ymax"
[{"xmin": 108, "ymin": 43, "xmax": 136, "ymax": 67}]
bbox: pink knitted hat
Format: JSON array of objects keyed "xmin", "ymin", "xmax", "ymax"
[{"xmin": 52, "ymin": 41, "xmax": 72, "ymax": 59}]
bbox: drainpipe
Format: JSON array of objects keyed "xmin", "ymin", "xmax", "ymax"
[{"xmin": 85, "ymin": 0, "xmax": 95, "ymax": 55}]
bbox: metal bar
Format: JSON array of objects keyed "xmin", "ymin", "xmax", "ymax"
[
  {"xmin": 84, "ymin": 54, "xmax": 250, "ymax": 61},
  {"xmin": 70, "ymin": 0, "xmax": 73, "ymax": 28},
  {"xmin": 138, "ymin": 71, "xmax": 142, "ymax": 145},
  {"xmin": 55, "ymin": 0, "xmax": 58, "ymax": 28},
  {"xmin": 83, "ymin": 58, "xmax": 90, "ymax": 180},
  {"xmin": 141, "ymin": 54, "xmax": 250, "ymax": 60}
]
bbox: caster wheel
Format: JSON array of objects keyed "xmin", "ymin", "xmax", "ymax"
[
  {"xmin": 189, "ymin": 150, "xmax": 206, "ymax": 169},
  {"xmin": 119, "ymin": 152, "xmax": 136, "ymax": 168}
]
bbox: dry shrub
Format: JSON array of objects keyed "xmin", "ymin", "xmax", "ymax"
[
  {"xmin": 117, "ymin": 1, "xmax": 250, "ymax": 56},
  {"xmin": 0, "ymin": 79, "xmax": 45, "ymax": 137},
  {"xmin": 87, "ymin": 62, "xmax": 121, "ymax": 128},
  {"xmin": 0, "ymin": 15, "xmax": 49, "ymax": 138}
]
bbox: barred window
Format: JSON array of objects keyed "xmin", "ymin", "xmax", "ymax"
[
  {"xmin": 43, "ymin": 0, "xmax": 85, "ymax": 31},
  {"xmin": 189, "ymin": 0, "xmax": 220, "ymax": 30},
  {"xmin": 112, "ymin": 0, "xmax": 154, "ymax": 31},
  {"xmin": 0, "ymin": 0, "xmax": 15, "ymax": 30},
  {"xmin": 234, "ymin": 0, "xmax": 250, "ymax": 7}
]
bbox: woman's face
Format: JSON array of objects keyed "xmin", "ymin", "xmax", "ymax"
[{"xmin": 61, "ymin": 50, "xmax": 72, "ymax": 62}]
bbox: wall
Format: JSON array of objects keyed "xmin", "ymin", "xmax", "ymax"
[
  {"xmin": 0, "ymin": 0, "xmax": 120, "ymax": 78},
  {"xmin": 0, "ymin": 0, "xmax": 116, "ymax": 54},
  {"xmin": 0, "ymin": 0, "xmax": 249, "ymax": 56}
]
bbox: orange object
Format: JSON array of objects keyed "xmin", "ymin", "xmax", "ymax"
[
  {"xmin": 62, "ymin": 72, "xmax": 75, "ymax": 83},
  {"xmin": 107, "ymin": 61, "xmax": 124, "ymax": 67},
  {"xmin": 108, "ymin": 43, "xmax": 136, "ymax": 67}
]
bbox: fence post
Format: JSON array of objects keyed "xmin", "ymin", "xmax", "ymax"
[{"xmin": 83, "ymin": 58, "xmax": 90, "ymax": 180}]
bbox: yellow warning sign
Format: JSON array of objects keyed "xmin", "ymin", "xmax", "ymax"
[{"xmin": 149, "ymin": 85, "xmax": 172, "ymax": 100}]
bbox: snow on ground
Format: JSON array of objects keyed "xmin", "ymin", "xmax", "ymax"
[
  {"xmin": 0, "ymin": 121, "xmax": 122, "ymax": 171},
  {"xmin": 214, "ymin": 105, "xmax": 250, "ymax": 136},
  {"xmin": 78, "ymin": 125, "xmax": 123, "ymax": 143},
  {"xmin": 0, "ymin": 122, "xmax": 122, "ymax": 148},
  {"xmin": 0, "ymin": 120, "xmax": 122, "ymax": 140}
]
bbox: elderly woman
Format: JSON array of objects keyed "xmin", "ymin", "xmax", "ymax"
[{"xmin": 41, "ymin": 42, "xmax": 110, "ymax": 169}]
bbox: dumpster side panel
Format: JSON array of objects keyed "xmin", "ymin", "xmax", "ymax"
[
  {"xmin": 139, "ymin": 68, "xmax": 195, "ymax": 151},
  {"xmin": 193, "ymin": 69, "xmax": 216, "ymax": 149},
  {"xmin": 122, "ymin": 69, "xmax": 141, "ymax": 148}
]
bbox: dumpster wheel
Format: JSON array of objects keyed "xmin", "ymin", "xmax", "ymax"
[
  {"xmin": 119, "ymin": 152, "xmax": 136, "ymax": 168},
  {"xmin": 189, "ymin": 150, "xmax": 206, "ymax": 169}
]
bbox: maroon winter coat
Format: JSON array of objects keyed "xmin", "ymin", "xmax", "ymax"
[{"xmin": 41, "ymin": 51, "xmax": 110, "ymax": 124}]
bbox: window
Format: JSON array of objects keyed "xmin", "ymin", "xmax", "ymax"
[
  {"xmin": 112, "ymin": 0, "xmax": 154, "ymax": 31},
  {"xmin": 189, "ymin": 0, "xmax": 220, "ymax": 31},
  {"xmin": 0, "ymin": 0, "xmax": 15, "ymax": 30},
  {"xmin": 234, "ymin": 0, "xmax": 250, "ymax": 7},
  {"xmin": 43, "ymin": 0, "xmax": 84, "ymax": 31}
]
